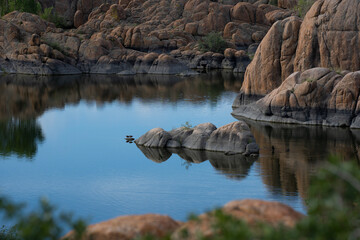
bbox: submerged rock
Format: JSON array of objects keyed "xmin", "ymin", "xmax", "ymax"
[{"xmin": 136, "ymin": 121, "xmax": 259, "ymax": 155}]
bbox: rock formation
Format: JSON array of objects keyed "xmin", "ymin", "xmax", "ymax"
[
  {"xmin": 64, "ymin": 199, "xmax": 304, "ymax": 240},
  {"xmin": 0, "ymin": 0, "xmax": 296, "ymax": 75},
  {"xmin": 233, "ymin": 68, "xmax": 360, "ymax": 128},
  {"xmin": 135, "ymin": 121, "xmax": 260, "ymax": 155}
]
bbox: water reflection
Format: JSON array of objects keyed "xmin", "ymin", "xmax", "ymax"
[
  {"xmin": 0, "ymin": 119, "xmax": 44, "ymax": 159},
  {"xmin": 0, "ymin": 71, "xmax": 244, "ymax": 119},
  {"xmin": 240, "ymin": 118, "xmax": 360, "ymax": 199},
  {"xmin": 137, "ymin": 146, "xmax": 257, "ymax": 181}
]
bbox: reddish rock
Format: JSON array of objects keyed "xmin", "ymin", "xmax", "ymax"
[
  {"xmin": 241, "ymin": 16, "xmax": 302, "ymax": 95},
  {"xmin": 64, "ymin": 214, "xmax": 180, "ymax": 240},
  {"xmin": 74, "ymin": 10, "xmax": 85, "ymax": 28}
]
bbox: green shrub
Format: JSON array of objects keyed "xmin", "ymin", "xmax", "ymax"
[
  {"xmin": 294, "ymin": 0, "xmax": 315, "ymax": 18},
  {"xmin": 198, "ymin": 32, "xmax": 227, "ymax": 54},
  {"xmin": 269, "ymin": 0, "xmax": 278, "ymax": 6},
  {"xmin": 0, "ymin": 0, "xmax": 40, "ymax": 16},
  {"xmin": 39, "ymin": 7, "xmax": 66, "ymax": 28},
  {"xmin": 0, "ymin": 197, "xmax": 87, "ymax": 240}
]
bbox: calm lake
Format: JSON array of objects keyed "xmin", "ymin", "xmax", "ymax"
[{"xmin": 0, "ymin": 71, "xmax": 359, "ymax": 227}]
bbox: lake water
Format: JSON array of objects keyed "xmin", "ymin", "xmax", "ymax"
[{"xmin": 0, "ymin": 71, "xmax": 359, "ymax": 227}]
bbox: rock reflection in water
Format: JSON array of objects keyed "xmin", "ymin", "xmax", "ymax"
[
  {"xmin": 137, "ymin": 146, "xmax": 172, "ymax": 163},
  {"xmin": 137, "ymin": 145, "xmax": 256, "ymax": 181},
  {"xmin": 0, "ymin": 118, "xmax": 44, "ymax": 159},
  {"xmin": 0, "ymin": 71, "xmax": 244, "ymax": 119},
  {"xmin": 240, "ymin": 118, "xmax": 360, "ymax": 200}
]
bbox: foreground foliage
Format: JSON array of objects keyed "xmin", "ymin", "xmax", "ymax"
[{"xmin": 0, "ymin": 198, "xmax": 86, "ymax": 240}]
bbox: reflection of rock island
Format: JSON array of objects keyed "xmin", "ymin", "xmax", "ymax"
[
  {"xmin": 0, "ymin": 72, "xmax": 243, "ymax": 119},
  {"xmin": 0, "ymin": 119, "xmax": 44, "ymax": 159},
  {"xmin": 241, "ymin": 119, "xmax": 360, "ymax": 200},
  {"xmin": 137, "ymin": 146, "xmax": 256, "ymax": 181}
]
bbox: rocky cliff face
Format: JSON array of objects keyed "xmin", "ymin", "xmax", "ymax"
[
  {"xmin": 240, "ymin": 0, "xmax": 360, "ymax": 96},
  {"xmin": 0, "ymin": 0, "xmax": 295, "ymax": 75}
]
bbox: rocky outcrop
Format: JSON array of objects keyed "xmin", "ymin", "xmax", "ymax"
[
  {"xmin": 64, "ymin": 200, "xmax": 304, "ymax": 240},
  {"xmin": 0, "ymin": 0, "xmax": 296, "ymax": 75},
  {"xmin": 135, "ymin": 121, "xmax": 259, "ymax": 155},
  {"xmin": 232, "ymin": 68, "xmax": 360, "ymax": 128},
  {"xmin": 239, "ymin": 0, "xmax": 360, "ymax": 97}
]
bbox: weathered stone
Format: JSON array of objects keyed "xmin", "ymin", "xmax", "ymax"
[
  {"xmin": 182, "ymin": 123, "xmax": 217, "ymax": 150},
  {"xmin": 205, "ymin": 121, "xmax": 258, "ymax": 154},
  {"xmin": 241, "ymin": 16, "xmax": 302, "ymax": 96}
]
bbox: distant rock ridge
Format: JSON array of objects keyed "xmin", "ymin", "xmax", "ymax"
[
  {"xmin": 135, "ymin": 121, "xmax": 260, "ymax": 156},
  {"xmin": 0, "ymin": 0, "xmax": 296, "ymax": 75}
]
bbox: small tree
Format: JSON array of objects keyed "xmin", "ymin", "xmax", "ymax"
[{"xmin": 198, "ymin": 32, "xmax": 227, "ymax": 54}]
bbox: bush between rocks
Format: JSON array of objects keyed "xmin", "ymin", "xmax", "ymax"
[{"xmin": 198, "ymin": 32, "xmax": 228, "ymax": 54}]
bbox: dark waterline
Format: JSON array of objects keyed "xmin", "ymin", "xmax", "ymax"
[{"xmin": 0, "ymin": 72, "xmax": 358, "ymax": 230}]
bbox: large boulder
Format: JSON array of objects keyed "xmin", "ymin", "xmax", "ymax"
[{"xmin": 205, "ymin": 121, "xmax": 259, "ymax": 155}]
